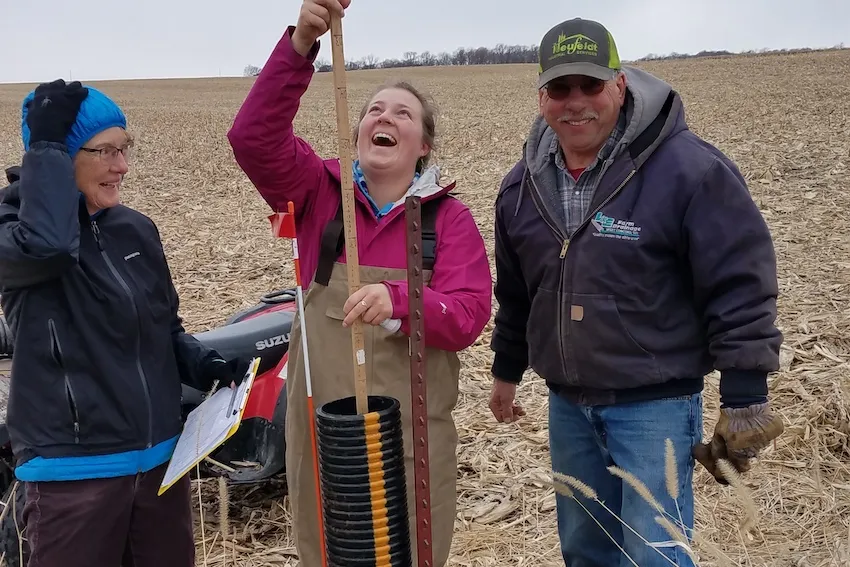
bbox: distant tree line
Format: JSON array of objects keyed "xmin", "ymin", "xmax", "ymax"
[
  {"xmin": 243, "ymin": 43, "xmax": 538, "ymax": 76},
  {"xmin": 315, "ymin": 43, "xmax": 541, "ymax": 72},
  {"xmin": 638, "ymin": 43, "xmax": 846, "ymax": 61},
  {"xmin": 243, "ymin": 42, "xmax": 847, "ymax": 76}
]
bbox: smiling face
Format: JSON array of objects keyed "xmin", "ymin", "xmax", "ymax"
[
  {"xmin": 73, "ymin": 127, "xmax": 132, "ymax": 214},
  {"xmin": 538, "ymin": 73, "xmax": 627, "ymax": 165},
  {"xmin": 354, "ymin": 85, "xmax": 434, "ymax": 182}
]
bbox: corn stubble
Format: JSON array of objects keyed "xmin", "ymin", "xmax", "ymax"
[{"xmin": 0, "ymin": 45, "xmax": 847, "ymax": 566}]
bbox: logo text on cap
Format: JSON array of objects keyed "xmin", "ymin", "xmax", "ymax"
[{"xmin": 550, "ymin": 33, "xmax": 599, "ymax": 61}]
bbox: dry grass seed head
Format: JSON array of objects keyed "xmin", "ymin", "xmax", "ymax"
[
  {"xmin": 218, "ymin": 476, "xmax": 230, "ymax": 542},
  {"xmin": 665, "ymin": 438, "xmax": 680, "ymax": 500},
  {"xmin": 551, "ymin": 479, "xmax": 575, "ymax": 499},
  {"xmin": 715, "ymin": 459, "xmax": 760, "ymax": 535},
  {"xmin": 607, "ymin": 465, "xmax": 666, "ymax": 514},
  {"xmin": 552, "ymin": 472, "xmax": 598, "ymax": 500}
]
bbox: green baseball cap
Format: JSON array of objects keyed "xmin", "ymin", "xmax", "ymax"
[{"xmin": 537, "ymin": 18, "xmax": 621, "ymax": 88}]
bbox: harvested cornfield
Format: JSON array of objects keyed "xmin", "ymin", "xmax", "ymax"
[{"xmin": 0, "ymin": 46, "xmax": 849, "ymax": 566}]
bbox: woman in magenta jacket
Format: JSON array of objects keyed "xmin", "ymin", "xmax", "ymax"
[{"xmin": 226, "ymin": 1, "xmax": 492, "ymax": 565}]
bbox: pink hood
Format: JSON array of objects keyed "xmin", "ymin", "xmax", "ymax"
[{"xmin": 227, "ymin": 26, "xmax": 492, "ymax": 352}]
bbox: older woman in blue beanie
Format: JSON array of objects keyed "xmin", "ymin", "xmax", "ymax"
[{"xmin": 0, "ymin": 79, "xmax": 247, "ymax": 566}]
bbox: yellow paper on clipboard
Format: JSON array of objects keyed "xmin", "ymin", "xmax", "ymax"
[{"xmin": 158, "ymin": 357, "xmax": 261, "ymax": 495}]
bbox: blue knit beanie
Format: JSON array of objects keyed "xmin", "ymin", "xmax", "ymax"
[{"xmin": 21, "ymin": 85, "xmax": 127, "ymax": 158}]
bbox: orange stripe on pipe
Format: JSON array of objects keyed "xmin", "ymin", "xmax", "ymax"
[
  {"xmin": 365, "ymin": 431, "xmax": 382, "ymax": 443},
  {"xmin": 365, "ymin": 411, "xmax": 388, "ymax": 559}
]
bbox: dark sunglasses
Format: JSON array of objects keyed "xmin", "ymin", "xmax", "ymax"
[{"xmin": 544, "ymin": 77, "xmax": 607, "ymax": 100}]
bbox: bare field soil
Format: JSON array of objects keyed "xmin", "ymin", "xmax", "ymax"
[{"xmin": 1, "ymin": 48, "xmax": 849, "ymax": 566}]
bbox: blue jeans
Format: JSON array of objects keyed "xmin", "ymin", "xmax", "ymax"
[{"xmin": 549, "ymin": 390, "xmax": 703, "ymax": 567}]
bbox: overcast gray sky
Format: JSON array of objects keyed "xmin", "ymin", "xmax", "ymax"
[{"xmin": 1, "ymin": 0, "xmax": 846, "ymax": 84}]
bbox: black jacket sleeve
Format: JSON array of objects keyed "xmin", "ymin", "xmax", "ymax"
[
  {"xmin": 0, "ymin": 142, "xmax": 80, "ymax": 289},
  {"xmin": 169, "ymin": 289, "xmax": 223, "ymax": 392},
  {"xmin": 490, "ymin": 176, "xmax": 531, "ymax": 384},
  {"xmin": 154, "ymin": 228, "xmax": 223, "ymax": 392},
  {"xmin": 683, "ymin": 155, "xmax": 782, "ymax": 407}
]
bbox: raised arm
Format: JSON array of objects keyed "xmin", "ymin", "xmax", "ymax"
[
  {"xmin": 226, "ymin": 22, "xmax": 335, "ymax": 223},
  {"xmin": 383, "ymin": 201, "xmax": 493, "ymax": 352},
  {"xmin": 0, "ymin": 81, "xmax": 89, "ymax": 290},
  {"xmin": 0, "ymin": 145, "xmax": 80, "ymax": 290}
]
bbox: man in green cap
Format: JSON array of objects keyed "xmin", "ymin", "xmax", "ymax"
[{"xmin": 488, "ymin": 17, "xmax": 785, "ymax": 566}]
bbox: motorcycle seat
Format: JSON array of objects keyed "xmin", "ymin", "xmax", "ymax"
[{"xmin": 192, "ymin": 309, "xmax": 294, "ymax": 367}]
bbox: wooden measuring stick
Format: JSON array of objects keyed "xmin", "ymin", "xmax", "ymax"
[{"xmin": 329, "ymin": 14, "xmax": 369, "ymax": 415}]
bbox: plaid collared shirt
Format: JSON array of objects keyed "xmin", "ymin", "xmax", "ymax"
[{"xmin": 550, "ymin": 110, "xmax": 627, "ymax": 237}]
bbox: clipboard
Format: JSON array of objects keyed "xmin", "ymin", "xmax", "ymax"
[{"xmin": 158, "ymin": 357, "xmax": 261, "ymax": 495}]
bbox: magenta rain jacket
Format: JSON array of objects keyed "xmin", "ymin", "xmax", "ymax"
[{"xmin": 227, "ymin": 27, "xmax": 493, "ymax": 352}]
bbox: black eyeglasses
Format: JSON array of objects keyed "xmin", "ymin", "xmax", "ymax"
[{"xmin": 543, "ymin": 77, "xmax": 607, "ymax": 100}]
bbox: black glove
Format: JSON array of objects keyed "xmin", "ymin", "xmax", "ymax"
[
  {"xmin": 205, "ymin": 356, "xmax": 251, "ymax": 391},
  {"xmin": 26, "ymin": 79, "xmax": 89, "ymax": 146}
]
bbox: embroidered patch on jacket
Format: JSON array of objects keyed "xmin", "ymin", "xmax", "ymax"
[{"xmin": 590, "ymin": 211, "xmax": 641, "ymax": 241}]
